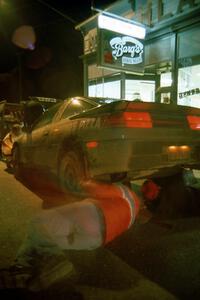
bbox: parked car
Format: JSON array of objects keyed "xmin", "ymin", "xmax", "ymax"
[
  {"xmin": 0, "ymin": 100, "xmax": 24, "ymax": 159},
  {"xmin": 1, "ymin": 123, "xmax": 23, "ymax": 168},
  {"xmin": 12, "ymin": 96, "xmax": 200, "ymax": 193}
]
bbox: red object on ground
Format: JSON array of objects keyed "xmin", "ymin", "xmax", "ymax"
[
  {"xmin": 141, "ymin": 180, "xmax": 161, "ymax": 201},
  {"xmin": 82, "ymin": 180, "xmax": 140, "ymax": 244}
]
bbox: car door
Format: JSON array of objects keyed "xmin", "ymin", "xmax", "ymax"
[
  {"xmin": 26, "ymin": 103, "xmax": 62, "ymax": 168},
  {"xmin": 45, "ymin": 98, "xmax": 97, "ymax": 172}
]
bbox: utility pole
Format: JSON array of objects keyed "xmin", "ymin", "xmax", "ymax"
[{"xmin": 17, "ymin": 53, "xmax": 22, "ymax": 102}]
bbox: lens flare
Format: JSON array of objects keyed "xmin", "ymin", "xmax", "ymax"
[{"xmin": 12, "ymin": 25, "xmax": 36, "ymax": 50}]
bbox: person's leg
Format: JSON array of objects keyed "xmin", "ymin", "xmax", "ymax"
[
  {"xmin": 15, "ymin": 210, "xmax": 69, "ymax": 268},
  {"xmin": 0, "ymin": 207, "xmax": 75, "ymax": 290},
  {"xmin": 11, "ymin": 201, "xmax": 102, "ymax": 291}
]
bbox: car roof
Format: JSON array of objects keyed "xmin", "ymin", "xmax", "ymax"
[{"xmin": 64, "ymin": 96, "xmax": 120, "ymax": 106}]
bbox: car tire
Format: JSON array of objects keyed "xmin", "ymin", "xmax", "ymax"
[
  {"xmin": 59, "ymin": 150, "xmax": 86, "ymax": 195},
  {"xmin": 12, "ymin": 145, "xmax": 24, "ymax": 180}
]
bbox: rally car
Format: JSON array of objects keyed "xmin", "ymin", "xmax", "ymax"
[{"xmin": 12, "ymin": 96, "xmax": 200, "ymax": 192}]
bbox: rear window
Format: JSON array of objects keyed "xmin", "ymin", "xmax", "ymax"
[
  {"xmin": 89, "ymin": 97, "xmax": 121, "ymax": 105},
  {"xmin": 61, "ymin": 99, "xmax": 96, "ymax": 119}
]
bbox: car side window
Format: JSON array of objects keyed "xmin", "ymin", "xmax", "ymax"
[
  {"xmin": 61, "ymin": 99, "xmax": 94, "ymax": 119},
  {"xmin": 33, "ymin": 103, "xmax": 62, "ymax": 130}
]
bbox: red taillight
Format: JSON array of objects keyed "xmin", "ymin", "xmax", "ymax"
[
  {"xmin": 86, "ymin": 141, "xmax": 98, "ymax": 148},
  {"xmin": 103, "ymin": 112, "xmax": 152, "ymax": 128},
  {"xmin": 187, "ymin": 115, "xmax": 200, "ymax": 130}
]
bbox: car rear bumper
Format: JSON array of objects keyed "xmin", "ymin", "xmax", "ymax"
[{"xmin": 86, "ymin": 139, "xmax": 200, "ymax": 180}]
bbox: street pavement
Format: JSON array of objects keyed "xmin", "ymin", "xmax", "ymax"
[
  {"xmin": 0, "ymin": 161, "xmax": 199, "ymax": 299},
  {"xmin": 0, "ymin": 162, "xmax": 42, "ymax": 267},
  {"xmin": 108, "ymin": 177, "xmax": 200, "ymax": 300},
  {"xmin": 108, "ymin": 217, "xmax": 200, "ymax": 300},
  {"xmin": 0, "ymin": 160, "xmax": 78, "ymax": 267}
]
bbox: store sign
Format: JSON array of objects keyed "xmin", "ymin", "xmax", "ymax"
[
  {"xmin": 110, "ymin": 36, "xmax": 143, "ymax": 65},
  {"xmin": 98, "ymin": 29, "xmax": 145, "ymax": 74},
  {"xmin": 179, "ymin": 88, "xmax": 200, "ymax": 98}
]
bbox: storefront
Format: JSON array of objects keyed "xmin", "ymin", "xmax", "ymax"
[
  {"xmin": 76, "ymin": 0, "xmax": 200, "ymax": 108},
  {"xmin": 177, "ymin": 25, "xmax": 200, "ymax": 107}
]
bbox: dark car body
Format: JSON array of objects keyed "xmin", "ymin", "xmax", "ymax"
[{"xmin": 13, "ymin": 96, "xmax": 200, "ymax": 190}]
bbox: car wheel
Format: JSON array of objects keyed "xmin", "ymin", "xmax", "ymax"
[
  {"xmin": 59, "ymin": 150, "xmax": 86, "ymax": 195},
  {"xmin": 12, "ymin": 146, "xmax": 23, "ymax": 180}
]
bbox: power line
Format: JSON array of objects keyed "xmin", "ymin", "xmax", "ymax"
[{"xmin": 36, "ymin": 0, "xmax": 76, "ymax": 24}]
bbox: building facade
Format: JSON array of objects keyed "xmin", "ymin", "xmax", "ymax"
[{"xmin": 76, "ymin": 0, "xmax": 200, "ymax": 108}]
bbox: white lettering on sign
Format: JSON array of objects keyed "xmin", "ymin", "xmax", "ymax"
[
  {"xmin": 110, "ymin": 36, "xmax": 143, "ymax": 65},
  {"xmin": 179, "ymin": 88, "xmax": 200, "ymax": 98}
]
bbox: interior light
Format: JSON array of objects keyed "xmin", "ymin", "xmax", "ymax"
[{"xmin": 98, "ymin": 15, "xmax": 146, "ymax": 39}]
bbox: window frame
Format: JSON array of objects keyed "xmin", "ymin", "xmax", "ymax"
[
  {"xmin": 32, "ymin": 102, "xmax": 62, "ymax": 130},
  {"xmin": 60, "ymin": 98, "xmax": 97, "ymax": 120}
]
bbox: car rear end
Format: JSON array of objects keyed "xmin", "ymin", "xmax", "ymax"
[{"xmin": 74, "ymin": 101, "xmax": 200, "ymax": 180}]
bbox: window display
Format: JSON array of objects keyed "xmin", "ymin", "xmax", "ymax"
[
  {"xmin": 89, "ymin": 81, "xmax": 121, "ymax": 99},
  {"xmin": 178, "ymin": 65, "xmax": 200, "ymax": 108},
  {"xmin": 125, "ymin": 80, "xmax": 155, "ymax": 102},
  {"xmin": 177, "ymin": 26, "xmax": 200, "ymax": 108}
]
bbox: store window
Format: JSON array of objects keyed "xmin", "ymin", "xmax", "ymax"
[
  {"xmin": 178, "ymin": 65, "xmax": 200, "ymax": 108},
  {"xmin": 159, "ymin": 72, "xmax": 172, "ymax": 104},
  {"xmin": 125, "ymin": 80, "xmax": 155, "ymax": 102},
  {"xmin": 89, "ymin": 80, "xmax": 121, "ymax": 99},
  {"xmin": 145, "ymin": 35, "xmax": 172, "ymax": 66},
  {"xmin": 177, "ymin": 26, "xmax": 200, "ymax": 108},
  {"xmin": 160, "ymin": 72, "xmax": 172, "ymax": 87}
]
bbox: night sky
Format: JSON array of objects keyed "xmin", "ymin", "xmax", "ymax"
[{"xmin": 0, "ymin": 0, "xmax": 116, "ymax": 101}]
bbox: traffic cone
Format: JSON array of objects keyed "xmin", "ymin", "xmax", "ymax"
[{"xmin": 82, "ymin": 180, "xmax": 140, "ymax": 244}]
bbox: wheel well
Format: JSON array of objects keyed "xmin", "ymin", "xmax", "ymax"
[{"xmin": 57, "ymin": 138, "xmax": 89, "ymax": 177}]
